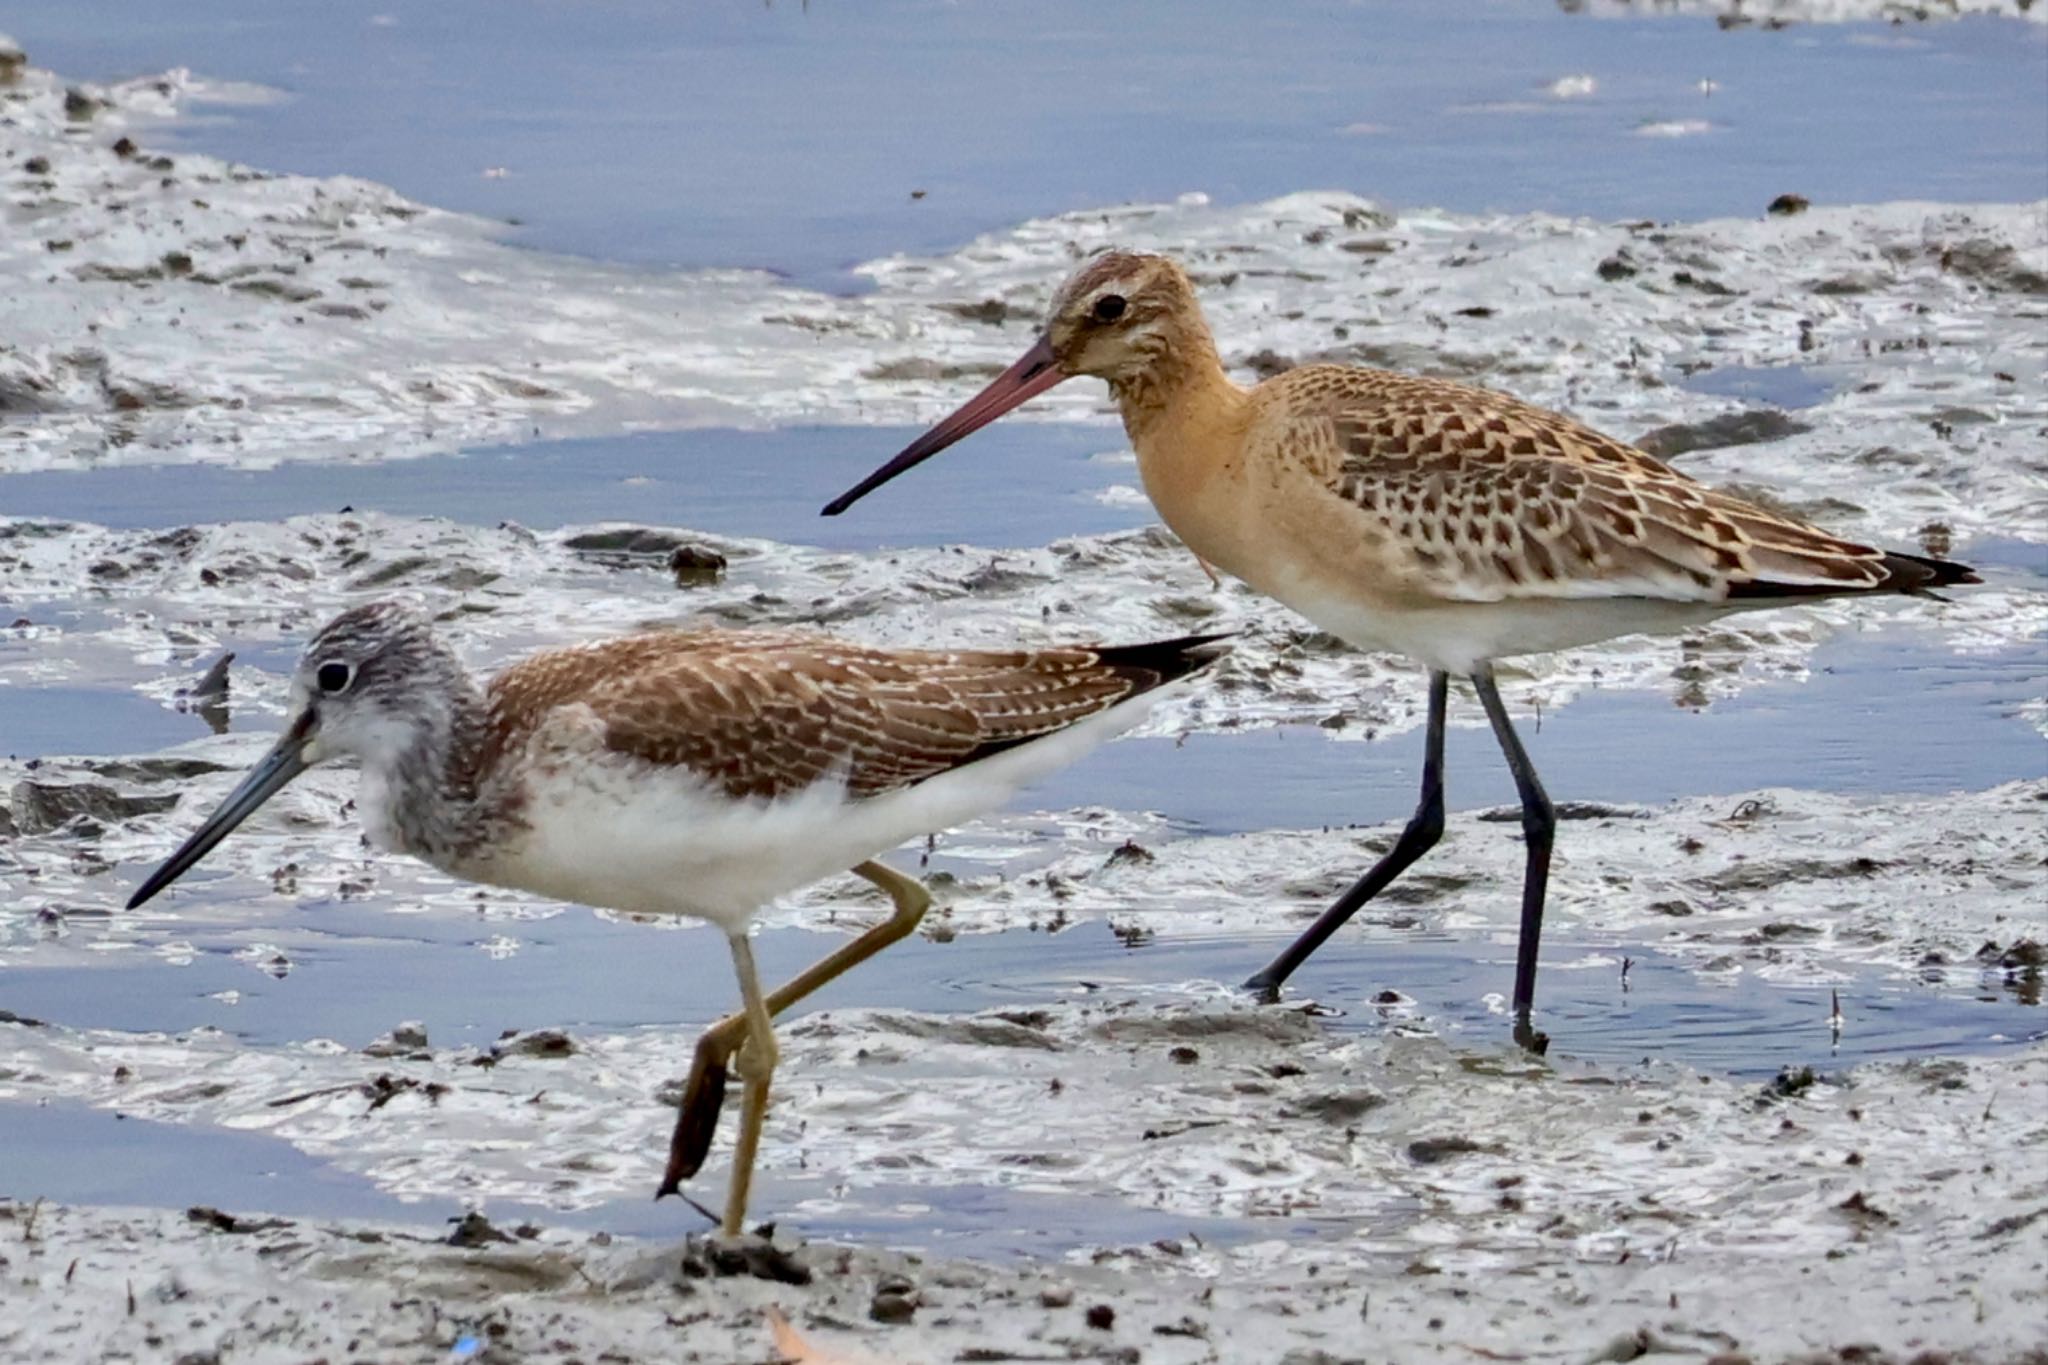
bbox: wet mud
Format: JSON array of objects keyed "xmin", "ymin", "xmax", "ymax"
[
  {"xmin": 3, "ymin": 1031, "xmax": 2045, "ymax": 1362},
  {"xmin": 3, "ymin": 36, "xmax": 2045, "ymax": 1365}
]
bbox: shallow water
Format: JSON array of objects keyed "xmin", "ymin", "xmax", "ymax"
[
  {"xmin": 0, "ymin": 423, "xmax": 1140, "ymax": 552},
  {"xmin": 9, "ymin": 1, "xmax": 2045, "ymax": 288},
  {"xmin": 6, "ymin": 910, "xmax": 2039, "ymax": 1249},
  {"xmin": 1, "ymin": 7, "xmax": 2044, "ymax": 1304}
]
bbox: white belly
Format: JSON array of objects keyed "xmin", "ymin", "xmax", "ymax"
[
  {"xmin": 1270, "ymin": 572, "xmax": 1736, "ymax": 675},
  {"xmin": 450, "ymin": 691, "xmax": 1166, "ymax": 929}
]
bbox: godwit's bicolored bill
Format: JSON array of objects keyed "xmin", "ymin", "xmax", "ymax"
[
  {"xmin": 823, "ymin": 249, "xmax": 1978, "ymax": 1050},
  {"xmin": 128, "ymin": 601, "xmax": 1227, "ymax": 1232}
]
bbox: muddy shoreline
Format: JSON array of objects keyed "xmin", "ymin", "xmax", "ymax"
[
  {"xmin": 4, "ymin": 32, "xmax": 2045, "ymax": 1365},
  {"xmin": 4, "ymin": 1030, "xmax": 2046, "ymax": 1363}
]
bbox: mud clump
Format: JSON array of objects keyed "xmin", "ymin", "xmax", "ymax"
[
  {"xmin": 869, "ymin": 1274, "xmax": 920, "ymax": 1323},
  {"xmin": 363, "ymin": 1022, "xmax": 432, "ymax": 1059},
  {"xmin": 668, "ymin": 544, "xmax": 727, "ymax": 586},
  {"xmin": 1939, "ymin": 237, "xmax": 2048, "ymax": 295},
  {"xmin": 1636, "ymin": 409, "xmax": 1814, "ymax": 459},
  {"xmin": 1243, "ymin": 348, "xmax": 1297, "ymax": 381},
  {"xmin": 80, "ymin": 757, "xmax": 232, "ymax": 784},
  {"xmin": 939, "ymin": 298, "xmax": 1012, "ymax": 325},
  {"xmin": 1285, "ymin": 1089, "xmax": 1387, "ymax": 1123},
  {"xmin": 1105, "ymin": 838, "xmax": 1155, "ymax": 867},
  {"xmin": 446, "ymin": 1211, "xmax": 515, "ymax": 1247},
  {"xmin": 681, "ymin": 1232, "xmax": 812, "ymax": 1286},
  {"xmin": 1768, "ymin": 193, "xmax": 1811, "ymax": 216},
  {"xmin": 1758, "ymin": 1065, "xmax": 1820, "ymax": 1104},
  {"xmin": 862, "ymin": 356, "xmax": 1004, "ymax": 383},
  {"xmin": 8, "ymin": 780, "xmax": 177, "ymax": 836},
  {"xmin": 1406, "ymin": 1135, "xmax": 1496, "ymax": 1164},
  {"xmin": 187, "ymin": 1206, "xmax": 288, "ymax": 1235},
  {"xmin": 492, "ymin": 1029, "xmax": 577, "ymax": 1060},
  {"xmin": 563, "ymin": 527, "xmax": 736, "ymax": 572},
  {"xmin": 1597, "ymin": 250, "xmax": 1641, "ymax": 282},
  {"xmin": 1978, "ymin": 939, "xmax": 2044, "ymax": 970},
  {"xmin": 1478, "ymin": 800, "xmax": 1649, "ymax": 822}
]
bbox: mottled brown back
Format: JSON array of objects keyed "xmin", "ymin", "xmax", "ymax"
[
  {"xmin": 1267, "ymin": 365, "xmax": 1973, "ymax": 602},
  {"xmin": 483, "ymin": 629, "xmax": 1220, "ymax": 802}
]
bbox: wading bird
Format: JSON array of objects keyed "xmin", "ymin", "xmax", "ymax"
[
  {"xmin": 128, "ymin": 601, "xmax": 1224, "ymax": 1230},
  {"xmin": 822, "ymin": 249, "xmax": 1976, "ymax": 1048}
]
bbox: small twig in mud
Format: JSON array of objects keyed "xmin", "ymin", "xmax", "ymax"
[
  {"xmin": 125, "ymin": 1279, "xmax": 135, "ymax": 1316},
  {"xmin": 1619, "ymin": 956, "xmax": 1633, "ymax": 992},
  {"xmin": 269, "ymin": 1074, "xmax": 449, "ymax": 1113},
  {"xmin": 1141, "ymin": 1120, "xmax": 1227, "ymax": 1141},
  {"xmin": 266, "ymin": 1081, "xmax": 363, "ymax": 1109},
  {"xmin": 19, "ymin": 1197, "xmax": 42, "ymax": 1241}
]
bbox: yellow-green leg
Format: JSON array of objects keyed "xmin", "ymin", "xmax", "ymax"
[
  {"xmin": 657, "ymin": 860, "xmax": 932, "ymax": 1204},
  {"xmin": 720, "ymin": 929, "xmax": 778, "ymax": 1237}
]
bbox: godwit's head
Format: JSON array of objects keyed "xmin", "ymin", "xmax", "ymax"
[
  {"xmin": 1041, "ymin": 250, "xmax": 1203, "ymax": 384},
  {"xmin": 127, "ymin": 601, "xmax": 470, "ymax": 908},
  {"xmin": 822, "ymin": 249, "xmax": 1212, "ymax": 516}
]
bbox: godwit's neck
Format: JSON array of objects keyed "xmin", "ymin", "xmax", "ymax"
[
  {"xmin": 1109, "ymin": 320, "xmax": 1242, "ymax": 447},
  {"xmin": 359, "ymin": 665, "xmax": 497, "ymax": 865}
]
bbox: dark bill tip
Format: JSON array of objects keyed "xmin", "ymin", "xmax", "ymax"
[
  {"xmin": 126, "ymin": 716, "xmax": 314, "ymax": 910},
  {"xmin": 821, "ymin": 333, "xmax": 1068, "ymax": 516}
]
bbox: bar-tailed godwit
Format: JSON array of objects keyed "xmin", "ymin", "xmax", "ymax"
[
  {"xmin": 127, "ymin": 600, "xmax": 1225, "ymax": 1231},
  {"xmin": 823, "ymin": 249, "xmax": 1978, "ymax": 1048}
]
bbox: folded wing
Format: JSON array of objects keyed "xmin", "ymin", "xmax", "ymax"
[
  {"xmin": 487, "ymin": 629, "xmax": 1220, "ymax": 802},
  {"xmin": 1283, "ymin": 369, "xmax": 1930, "ymax": 604}
]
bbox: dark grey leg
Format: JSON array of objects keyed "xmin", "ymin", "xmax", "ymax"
[
  {"xmin": 1244, "ymin": 671, "xmax": 1449, "ymax": 996},
  {"xmin": 1470, "ymin": 666, "xmax": 1554, "ymax": 1052}
]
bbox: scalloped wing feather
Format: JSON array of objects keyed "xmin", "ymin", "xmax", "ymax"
[
  {"xmin": 484, "ymin": 630, "xmax": 1202, "ymax": 802},
  {"xmin": 1271, "ymin": 367, "xmax": 1891, "ymax": 604}
]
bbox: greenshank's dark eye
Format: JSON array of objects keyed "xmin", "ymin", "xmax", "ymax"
[
  {"xmin": 316, "ymin": 661, "xmax": 353, "ymax": 694},
  {"xmin": 1092, "ymin": 294, "xmax": 1127, "ymax": 323}
]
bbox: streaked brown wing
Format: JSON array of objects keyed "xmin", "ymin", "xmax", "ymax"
[
  {"xmin": 1283, "ymin": 367, "xmax": 1888, "ymax": 603},
  {"xmin": 488, "ymin": 630, "xmax": 1205, "ymax": 802}
]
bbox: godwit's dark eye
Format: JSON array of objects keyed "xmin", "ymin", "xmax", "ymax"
[
  {"xmin": 316, "ymin": 661, "xmax": 353, "ymax": 694},
  {"xmin": 1092, "ymin": 294, "xmax": 1127, "ymax": 322}
]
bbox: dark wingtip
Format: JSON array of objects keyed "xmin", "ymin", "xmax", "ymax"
[
  {"xmin": 1881, "ymin": 550, "xmax": 1980, "ymax": 595},
  {"xmin": 1728, "ymin": 550, "xmax": 1982, "ymax": 602},
  {"xmin": 1094, "ymin": 631, "xmax": 1234, "ymax": 690}
]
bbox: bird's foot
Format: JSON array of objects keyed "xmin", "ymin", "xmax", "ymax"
[
  {"xmin": 1512, "ymin": 1015, "xmax": 1550, "ymax": 1057},
  {"xmin": 680, "ymin": 1227, "xmax": 812, "ymax": 1285},
  {"xmin": 1240, "ymin": 970, "xmax": 1284, "ymax": 1004}
]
